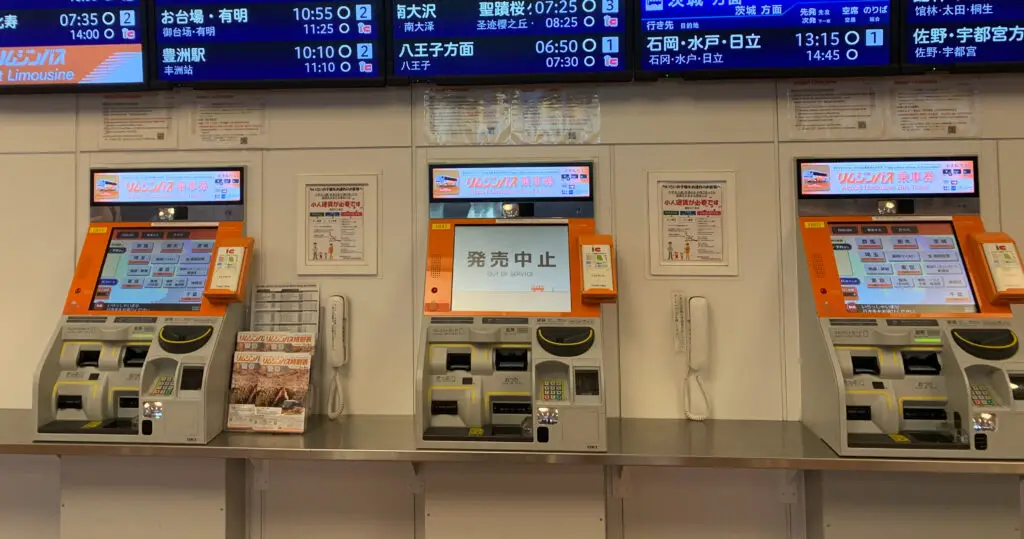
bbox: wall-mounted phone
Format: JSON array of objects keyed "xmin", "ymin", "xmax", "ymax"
[
  {"xmin": 326, "ymin": 295, "xmax": 349, "ymax": 420},
  {"xmin": 673, "ymin": 293, "xmax": 711, "ymax": 421}
]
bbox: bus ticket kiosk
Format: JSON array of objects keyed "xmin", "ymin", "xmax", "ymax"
[
  {"xmin": 34, "ymin": 168, "xmax": 254, "ymax": 445},
  {"xmin": 798, "ymin": 157, "xmax": 1024, "ymax": 458},
  {"xmin": 416, "ymin": 162, "xmax": 617, "ymax": 452}
]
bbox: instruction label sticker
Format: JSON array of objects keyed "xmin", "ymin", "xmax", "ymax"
[
  {"xmin": 82, "ymin": 421, "xmax": 102, "ymax": 429},
  {"xmin": 468, "ymin": 427, "xmax": 484, "ymax": 437},
  {"xmin": 89, "ymin": 227, "xmax": 108, "ymax": 234},
  {"xmin": 804, "ymin": 222, "xmax": 825, "ymax": 229},
  {"xmin": 888, "ymin": 434, "xmax": 910, "ymax": 443}
]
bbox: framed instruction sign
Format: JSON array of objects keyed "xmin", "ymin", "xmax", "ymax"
[
  {"xmin": 648, "ymin": 171, "xmax": 738, "ymax": 276},
  {"xmin": 296, "ymin": 174, "xmax": 379, "ymax": 276}
]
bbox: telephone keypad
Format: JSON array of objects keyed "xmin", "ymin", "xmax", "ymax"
[
  {"xmin": 971, "ymin": 384, "xmax": 995, "ymax": 407},
  {"xmin": 542, "ymin": 380, "xmax": 564, "ymax": 401}
]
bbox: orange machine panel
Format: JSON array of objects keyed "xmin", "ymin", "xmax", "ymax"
[
  {"xmin": 799, "ymin": 215, "xmax": 1011, "ymax": 319},
  {"xmin": 578, "ymin": 234, "xmax": 617, "ymax": 304},
  {"xmin": 424, "ymin": 219, "xmax": 601, "ymax": 318},
  {"xmin": 204, "ymin": 237, "xmax": 255, "ymax": 304},
  {"xmin": 65, "ymin": 222, "xmax": 245, "ymax": 317}
]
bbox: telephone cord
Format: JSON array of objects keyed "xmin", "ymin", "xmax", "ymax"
[{"xmin": 685, "ymin": 371, "xmax": 710, "ymax": 421}]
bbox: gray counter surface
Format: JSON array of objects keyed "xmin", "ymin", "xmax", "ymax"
[{"xmin": 1, "ymin": 409, "xmax": 1021, "ymax": 474}]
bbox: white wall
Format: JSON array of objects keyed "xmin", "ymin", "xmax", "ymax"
[
  {"xmin": 0, "ymin": 76, "xmax": 1016, "ymax": 419},
  {"xmin": 0, "ymin": 74, "xmax": 1020, "ymax": 539}
]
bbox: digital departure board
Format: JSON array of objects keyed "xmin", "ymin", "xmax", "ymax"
[
  {"xmin": 0, "ymin": 0, "xmax": 146, "ymax": 89},
  {"xmin": 154, "ymin": 0, "xmax": 383, "ymax": 85},
  {"xmin": 390, "ymin": 0, "xmax": 630, "ymax": 82},
  {"xmin": 904, "ymin": 0, "xmax": 1024, "ymax": 68},
  {"xmin": 637, "ymin": 0, "xmax": 894, "ymax": 77}
]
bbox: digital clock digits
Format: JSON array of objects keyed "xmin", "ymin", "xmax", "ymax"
[
  {"xmin": 637, "ymin": 0, "xmax": 893, "ymax": 75},
  {"xmin": 154, "ymin": 0, "xmax": 383, "ymax": 85},
  {"xmin": 390, "ymin": 0, "xmax": 628, "ymax": 81}
]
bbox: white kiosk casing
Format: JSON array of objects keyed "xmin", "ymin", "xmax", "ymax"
[
  {"xmin": 416, "ymin": 162, "xmax": 617, "ymax": 452},
  {"xmin": 797, "ymin": 157, "xmax": 1024, "ymax": 459},
  {"xmin": 34, "ymin": 168, "xmax": 253, "ymax": 444}
]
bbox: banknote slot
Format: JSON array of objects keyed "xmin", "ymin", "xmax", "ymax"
[
  {"xmin": 76, "ymin": 350, "xmax": 100, "ymax": 368},
  {"xmin": 122, "ymin": 346, "xmax": 149, "ymax": 368},
  {"xmin": 445, "ymin": 352, "xmax": 471, "ymax": 372},
  {"xmin": 851, "ymin": 355, "xmax": 880, "ymax": 376},
  {"xmin": 902, "ymin": 351, "xmax": 941, "ymax": 375},
  {"xmin": 494, "ymin": 349, "xmax": 529, "ymax": 371},
  {"xmin": 119, "ymin": 396, "xmax": 139, "ymax": 409}
]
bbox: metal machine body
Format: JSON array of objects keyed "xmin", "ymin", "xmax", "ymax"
[
  {"xmin": 34, "ymin": 167, "xmax": 252, "ymax": 444},
  {"xmin": 415, "ymin": 162, "xmax": 617, "ymax": 452},
  {"xmin": 798, "ymin": 157, "xmax": 1024, "ymax": 458}
]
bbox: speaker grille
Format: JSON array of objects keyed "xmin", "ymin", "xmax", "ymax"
[
  {"xmin": 429, "ymin": 256, "xmax": 444, "ymax": 278},
  {"xmin": 810, "ymin": 254, "xmax": 826, "ymax": 279}
]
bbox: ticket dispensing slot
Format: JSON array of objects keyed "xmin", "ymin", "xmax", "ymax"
[
  {"xmin": 57, "ymin": 395, "xmax": 83, "ymax": 410},
  {"xmin": 446, "ymin": 351, "xmax": 472, "ymax": 372},
  {"xmin": 494, "ymin": 349, "xmax": 529, "ymax": 371},
  {"xmin": 851, "ymin": 354, "xmax": 881, "ymax": 376}
]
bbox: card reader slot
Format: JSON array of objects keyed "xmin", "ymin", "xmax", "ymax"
[
  {"xmin": 846, "ymin": 405, "xmax": 872, "ymax": 421},
  {"xmin": 76, "ymin": 350, "xmax": 100, "ymax": 368},
  {"xmin": 445, "ymin": 352, "xmax": 471, "ymax": 372},
  {"xmin": 57, "ymin": 395, "xmax": 83, "ymax": 410},
  {"xmin": 851, "ymin": 355, "xmax": 880, "ymax": 376},
  {"xmin": 903, "ymin": 407, "xmax": 947, "ymax": 421},
  {"xmin": 430, "ymin": 400, "xmax": 459, "ymax": 415},
  {"xmin": 901, "ymin": 351, "xmax": 941, "ymax": 376},
  {"xmin": 494, "ymin": 349, "xmax": 529, "ymax": 371},
  {"xmin": 122, "ymin": 346, "xmax": 149, "ymax": 368}
]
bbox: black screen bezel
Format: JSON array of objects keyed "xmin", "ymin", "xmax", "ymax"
[
  {"xmin": 148, "ymin": 0, "xmax": 387, "ymax": 90},
  {"xmin": 827, "ymin": 220, "xmax": 980, "ymax": 314},
  {"xmin": 386, "ymin": 0, "xmax": 634, "ymax": 85},
  {"xmin": 0, "ymin": 0, "xmax": 152, "ymax": 95},
  {"xmin": 795, "ymin": 155, "xmax": 981, "ymax": 200},
  {"xmin": 90, "ymin": 166, "xmax": 246, "ymax": 206},
  {"xmin": 632, "ymin": 0, "xmax": 900, "ymax": 81},
  {"xmin": 428, "ymin": 161, "xmax": 595, "ymax": 203}
]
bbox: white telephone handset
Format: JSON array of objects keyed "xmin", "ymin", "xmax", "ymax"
[
  {"xmin": 326, "ymin": 295, "xmax": 349, "ymax": 420},
  {"xmin": 685, "ymin": 297, "xmax": 711, "ymax": 421}
]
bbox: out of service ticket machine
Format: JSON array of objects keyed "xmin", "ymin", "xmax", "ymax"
[
  {"xmin": 34, "ymin": 168, "xmax": 254, "ymax": 444},
  {"xmin": 798, "ymin": 157, "xmax": 1024, "ymax": 458},
  {"xmin": 416, "ymin": 162, "xmax": 617, "ymax": 451}
]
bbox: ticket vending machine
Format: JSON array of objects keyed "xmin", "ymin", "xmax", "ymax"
[
  {"xmin": 798, "ymin": 157, "xmax": 1024, "ymax": 458},
  {"xmin": 34, "ymin": 168, "xmax": 254, "ymax": 444},
  {"xmin": 416, "ymin": 162, "xmax": 617, "ymax": 452}
]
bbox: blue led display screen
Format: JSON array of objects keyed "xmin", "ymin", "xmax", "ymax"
[
  {"xmin": 154, "ymin": 0, "xmax": 383, "ymax": 84},
  {"xmin": 638, "ymin": 0, "xmax": 893, "ymax": 74},
  {"xmin": 391, "ymin": 0, "xmax": 629, "ymax": 81},
  {"xmin": 0, "ymin": 0, "xmax": 145, "ymax": 88},
  {"xmin": 905, "ymin": 0, "xmax": 1024, "ymax": 66}
]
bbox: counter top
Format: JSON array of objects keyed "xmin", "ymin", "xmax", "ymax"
[{"xmin": 1, "ymin": 409, "xmax": 1022, "ymax": 474}]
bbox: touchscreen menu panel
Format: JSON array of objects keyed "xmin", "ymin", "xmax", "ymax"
[
  {"xmin": 830, "ymin": 222, "xmax": 978, "ymax": 314},
  {"xmin": 91, "ymin": 227, "xmax": 217, "ymax": 312}
]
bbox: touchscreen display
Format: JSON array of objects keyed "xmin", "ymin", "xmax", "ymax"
[
  {"xmin": 91, "ymin": 227, "xmax": 217, "ymax": 312},
  {"xmin": 451, "ymin": 225, "xmax": 572, "ymax": 313},
  {"xmin": 830, "ymin": 222, "xmax": 978, "ymax": 314}
]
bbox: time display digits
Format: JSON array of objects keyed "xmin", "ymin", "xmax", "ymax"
[
  {"xmin": 638, "ymin": 0, "xmax": 892, "ymax": 73},
  {"xmin": 391, "ymin": 0, "xmax": 628, "ymax": 80},
  {"xmin": 0, "ymin": 0, "xmax": 144, "ymax": 86},
  {"xmin": 904, "ymin": 0, "xmax": 1024, "ymax": 66},
  {"xmin": 154, "ymin": 1, "xmax": 382, "ymax": 83}
]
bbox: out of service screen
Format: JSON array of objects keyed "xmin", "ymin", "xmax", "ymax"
[
  {"xmin": 830, "ymin": 222, "xmax": 978, "ymax": 314},
  {"xmin": 91, "ymin": 227, "xmax": 217, "ymax": 312},
  {"xmin": 450, "ymin": 224, "xmax": 572, "ymax": 313}
]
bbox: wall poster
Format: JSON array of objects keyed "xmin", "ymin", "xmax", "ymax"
[
  {"xmin": 296, "ymin": 174, "xmax": 379, "ymax": 276},
  {"xmin": 648, "ymin": 171, "xmax": 738, "ymax": 276}
]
